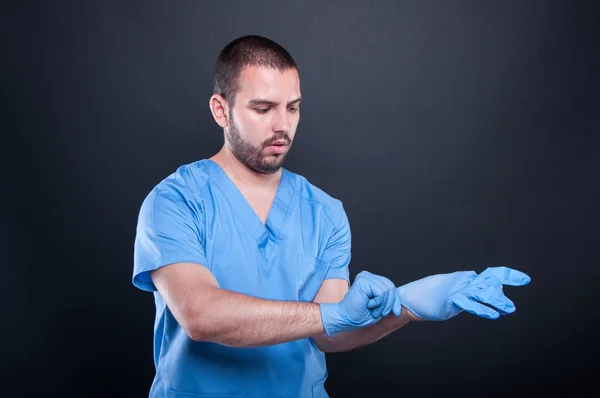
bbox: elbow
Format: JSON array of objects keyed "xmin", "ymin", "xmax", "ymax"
[
  {"xmin": 184, "ymin": 314, "xmax": 249, "ymax": 348},
  {"xmin": 182, "ymin": 309, "xmax": 216, "ymax": 342},
  {"xmin": 186, "ymin": 320, "xmax": 218, "ymax": 343},
  {"xmin": 185, "ymin": 319, "xmax": 242, "ymax": 347},
  {"xmin": 186, "ymin": 323, "xmax": 207, "ymax": 342},
  {"xmin": 190, "ymin": 322, "xmax": 221, "ymax": 343},
  {"xmin": 182, "ymin": 316, "xmax": 202, "ymax": 342},
  {"xmin": 179, "ymin": 296, "xmax": 236, "ymax": 345}
]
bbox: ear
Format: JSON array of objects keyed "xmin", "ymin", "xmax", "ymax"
[{"xmin": 209, "ymin": 94, "xmax": 229, "ymax": 128}]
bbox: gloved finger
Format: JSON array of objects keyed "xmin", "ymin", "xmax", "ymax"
[
  {"xmin": 450, "ymin": 294, "xmax": 501, "ymax": 319},
  {"xmin": 474, "ymin": 266, "xmax": 531, "ymax": 286},
  {"xmin": 371, "ymin": 288, "xmax": 389, "ymax": 319},
  {"xmin": 368, "ymin": 296, "xmax": 382, "ymax": 309},
  {"xmin": 364, "ymin": 277, "xmax": 388, "ymax": 318},
  {"xmin": 374, "ymin": 276, "xmax": 397, "ymax": 317},
  {"xmin": 463, "ymin": 277, "xmax": 516, "ymax": 314},
  {"xmin": 363, "ymin": 273, "xmax": 398, "ymax": 318},
  {"xmin": 366, "ymin": 288, "xmax": 385, "ymax": 310},
  {"xmin": 380, "ymin": 288, "xmax": 395, "ymax": 318},
  {"xmin": 355, "ymin": 270, "xmax": 375, "ymax": 281},
  {"xmin": 354, "ymin": 271, "xmax": 374, "ymax": 291},
  {"xmin": 392, "ymin": 289, "xmax": 402, "ymax": 316},
  {"xmin": 357, "ymin": 273, "xmax": 386, "ymax": 300},
  {"xmin": 355, "ymin": 271, "xmax": 380, "ymax": 296},
  {"xmin": 359, "ymin": 272, "xmax": 387, "ymax": 298},
  {"xmin": 378, "ymin": 275, "xmax": 397, "ymax": 293},
  {"xmin": 470, "ymin": 292, "xmax": 515, "ymax": 316}
]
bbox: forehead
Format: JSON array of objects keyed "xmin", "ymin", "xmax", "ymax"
[{"xmin": 236, "ymin": 65, "xmax": 300, "ymax": 101}]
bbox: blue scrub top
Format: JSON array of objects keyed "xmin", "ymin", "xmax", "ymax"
[{"xmin": 133, "ymin": 159, "xmax": 351, "ymax": 398}]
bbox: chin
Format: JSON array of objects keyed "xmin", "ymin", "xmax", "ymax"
[{"xmin": 258, "ymin": 157, "xmax": 286, "ymax": 173}]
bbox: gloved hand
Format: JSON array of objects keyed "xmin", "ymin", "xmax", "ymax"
[
  {"xmin": 320, "ymin": 271, "xmax": 401, "ymax": 336},
  {"xmin": 397, "ymin": 266, "xmax": 531, "ymax": 321}
]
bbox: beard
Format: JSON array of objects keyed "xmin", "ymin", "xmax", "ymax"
[{"xmin": 225, "ymin": 109, "xmax": 292, "ymax": 175}]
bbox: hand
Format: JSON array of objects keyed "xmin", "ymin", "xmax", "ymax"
[
  {"xmin": 320, "ymin": 271, "xmax": 401, "ymax": 336},
  {"xmin": 396, "ymin": 266, "xmax": 531, "ymax": 321}
]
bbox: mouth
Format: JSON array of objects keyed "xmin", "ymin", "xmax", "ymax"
[
  {"xmin": 264, "ymin": 141, "xmax": 289, "ymax": 154},
  {"xmin": 269, "ymin": 140, "xmax": 288, "ymax": 146}
]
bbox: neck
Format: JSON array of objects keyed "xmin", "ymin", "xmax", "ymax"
[{"xmin": 211, "ymin": 146, "xmax": 282, "ymax": 189}]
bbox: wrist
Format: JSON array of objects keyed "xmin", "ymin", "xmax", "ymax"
[
  {"xmin": 401, "ymin": 306, "xmax": 424, "ymax": 322},
  {"xmin": 319, "ymin": 302, "xmax": 347, "ymax": 337}
]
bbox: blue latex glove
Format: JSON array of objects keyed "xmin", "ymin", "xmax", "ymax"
[
  {"xmin": 320, "ymin": 271, "xmax": 401, "ymax": 336},
  {"xmin": 396, "ymin": 266, "xmax": 531, "ymax": 320}
]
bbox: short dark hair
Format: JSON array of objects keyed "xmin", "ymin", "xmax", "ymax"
[{"xmin": 212, "ymin": 35, "xmax": 298, "ymax": 107}]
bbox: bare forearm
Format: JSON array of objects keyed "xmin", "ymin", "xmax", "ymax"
[
  {"xmin": 190, "ymin": 288, "xmax": 324, "ymax": 348},
  {"xmin": 313, "ymin": 306, "xmax": 421, "ymax": 353}
]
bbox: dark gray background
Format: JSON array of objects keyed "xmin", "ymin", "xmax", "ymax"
[{"xmin": 2, "ymin": 0, "xmax": 599, "ymax": 396}]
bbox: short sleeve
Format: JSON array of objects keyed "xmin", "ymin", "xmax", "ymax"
[
  {"xmin": 321, "ymin": 202, "xmax": 351, "ymax": 282},
  {"xmin": 132, "ymin": 187, "xmax": 208, "ymax": 292}
]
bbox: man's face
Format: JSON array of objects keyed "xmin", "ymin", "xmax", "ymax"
[{"xmin": 225, "ymin": 65, "xmax": 301, "ymax": 174}]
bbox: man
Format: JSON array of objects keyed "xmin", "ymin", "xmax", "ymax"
[{"xmin": 133, "ymin": 35, "xmax": 530, "ymax": 397}]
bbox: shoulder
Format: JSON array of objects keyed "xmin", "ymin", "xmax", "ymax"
[
  {"xmin": 139, "ymin": 159, "xmax": 213, "ymax": 215},
  {"xmin": 153, "ymin": 160, "xmax": 212, "ymax": 199},
  {"xmin": 286, "ymin": 169, "xmax": 347, "ymax": 228},
  {"xmin": 140, "ymin": 159, "xmax": 216, "ymax": 203}
]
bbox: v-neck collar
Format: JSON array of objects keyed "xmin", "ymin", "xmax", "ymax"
[{"xmin": 204, "ymin": 159, "xmax": 298, "ymax": 244}]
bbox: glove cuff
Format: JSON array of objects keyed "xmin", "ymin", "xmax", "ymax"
[{"xmin": 319, "ymin": 302, "xmax": 345, "ymax": 337}]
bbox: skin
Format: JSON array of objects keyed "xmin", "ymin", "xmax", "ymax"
[
  {"xmin": 150, "ymin": 65, "xmax": 419, "ymax": 352},
  {"xmin": 210, "ymin": 65, "xmax": 300, "ymax": 186}
]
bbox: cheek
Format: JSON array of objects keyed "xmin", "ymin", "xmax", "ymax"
[
  {"xmin": 290, "ymin": 115, "xmax": 300, "ymax": 135},
  {"xmin": 237, "ymin": 114, "xmax": 261, "ymax": 135},
  {"xmin": 244, "ymin": 120, "xmax": 272, "ymax": 146},
  {"xmin": 242, "ymin": 110, "xmax": 268, "ymax": 128}
]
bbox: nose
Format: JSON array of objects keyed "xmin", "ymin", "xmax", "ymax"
[{"xmin": 273, "ymin": 107, "xmax": 291, "ymax": 133}]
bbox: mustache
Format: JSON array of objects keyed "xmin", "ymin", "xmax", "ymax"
[{"xmin": 262, "ymin": 135, "xmax": 291, "ymax": 147}]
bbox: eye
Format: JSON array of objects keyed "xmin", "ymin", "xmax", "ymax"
[
  {"xmin": 255, "ymin": 108, "xmax": 270, "ymax": 114},
  {"xmin": 288, "ymin": 107, "xmax": 299, "ymax": 113}
]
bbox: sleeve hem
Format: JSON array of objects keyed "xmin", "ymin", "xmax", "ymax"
[
  {"xmin": 132, "ymin": 255, "xmax": 209, "ymax": 292},
  {"xmin": 324, "ymin": 266, "xmax": 350, "ymax": 282}
]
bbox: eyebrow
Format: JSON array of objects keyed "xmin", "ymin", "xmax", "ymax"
[{"xmin": 246, "ymin": 97, "xmax": 303, "ymax": 107}]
